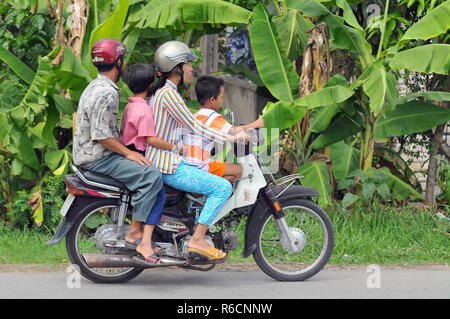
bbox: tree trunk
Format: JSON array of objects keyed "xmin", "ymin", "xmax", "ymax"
[
  {"xmin": 360, "ymin": 116, "xmax": 376, "ymax": 172},
  {"xmin": 424, "ymin": 123, "xmax": 446, "ymax": 205},
  {"xmin": 278, "ymin": 23, "xmax": 332, "ymax": 174},
  {"xmin": 424, "ymin": 75, "xmax": 449, "ymax": 205}
]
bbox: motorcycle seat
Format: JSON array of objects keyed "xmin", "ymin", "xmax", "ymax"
[
  {"xmin": 78, "ymin": 168, "xmax": 129, "ymax": 190},
  {"xmin": 164, "ymin": 184, "xmax": 184, "ymax": 195}
]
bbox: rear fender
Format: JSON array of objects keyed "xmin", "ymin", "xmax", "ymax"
[
  {"xmin": 46, "ymin": 196, "xmax": 120, "ymax": 246},
  {"xmin": 241, "ymin": 185, "xmax": 320, "ymax": 258}
]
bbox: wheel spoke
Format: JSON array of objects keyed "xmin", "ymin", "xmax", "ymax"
[
  {"xmin": 256, "ymin": 202, "xmax": 333, "ymax": 278},
  {"xmin": 73, "ymin": 206, "xmax": 137, "ymax": 278}
]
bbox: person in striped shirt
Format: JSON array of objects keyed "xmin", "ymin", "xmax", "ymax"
[
  {"xmin": 182, "ymin": 75, "xmax": 265, "ymax": 182},
  {"xmin": 120, "ymin": 63, "xmax": 184, "ymax": 264},
  {"xmin": 147, "ymin": 41, "xmax": 249, "ymax": 260}
]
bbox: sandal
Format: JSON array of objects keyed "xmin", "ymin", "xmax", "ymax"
[
  {"xmin": 188, "ymin": 246, "xmax": 227, "ymax": 260},
  {"xmin": 133, "ymin": 254, "xmax": 162, "ymax": 266}
]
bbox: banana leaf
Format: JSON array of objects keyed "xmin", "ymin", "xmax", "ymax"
[
  {"xmin": 45, "ymin": 149, "xmax": 71, "ymax": 176},
  {"xmin": 0, "ymin": 113, "xmax": 8, "ymax": 138},
  {"xmin": 390, "ymin": 44, "xmax": 450, "ymax": 75},
  {"xmin": 349, "ymin": 59, "xmax": 384, "ymax": 90},
  {"xmin": 128, "ymin": 0, "xmax": 251, "ymax": 30},
  {"xmin": 395, "ymin": 91, "xmax": 450, "ymax": 104},
  {"xmin": 261, "ymin": 101, "xmax": 307, "ymax": 131},
  {"xmin": 181, "ymin": 0, "xmax": 252, "ymax": 25},
  {"xmin": 0, "ymin": 46, "xmax": 35, "ymax": 85},
  {"xmin": 298, "ymin": 161, "xmax": 332, "ymax": 208},
  {"xmin": 53, "ymin": 95, "xmax": 78, "ymax": 115},
  {"xmin": 31, "ymin": 187, "xmax": 43, "ymax": 227},
  {"xmin": 330, "ymin": 140, "xmax": 360, "ymax": 181},
  {"xmin": 375, "ymin": 100, "xmax": 450, "ymax": 139},
  {"xmin": 293, "ymin": 85, "xmax": 354, "ymax": 108},
  {"xmin": 401, "ymin": 1, "xmax": 450, "ymax": 41},
  {"xmin": 335, "ymin": 0, "xmax": 364, "ymax": 32},
  {"xmin": 362, "ymin": 66, "xmax": 387, "ymax": 116},
  {"xmin": 128, "ymin": 0, "xmax": 183, "ymax": 29},
  {"xmin": 272, "ymin": 9, "xmax": 314, "ymax": 60},
  {"xmin": 309, "ymin": 104, "xmax": 340, "ymax": 133},
  {"xmin": 9, "ymin": 126, "xmax": 39, "ymax": 170},
  {"xmin": 250, "ymin": 3, "xmax": 297, "ymax": 102},
  {"xmin": 311, "ymin": 112, "xmax": 364, "ymax": 150},
  {"xmin": 41, "ymin": 102, "xmax": 59, "ymax": 149},
  {"xmin": 378, "ymin": 167, "xmax": 423, "ymax": 201}
]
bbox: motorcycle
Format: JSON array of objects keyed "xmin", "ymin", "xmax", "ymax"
[{"xmin": 47, "ymin": 127, "xmax": 334, "ymax": 283}]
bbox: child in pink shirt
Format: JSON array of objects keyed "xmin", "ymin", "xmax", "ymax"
[
  {"xmin": 119, "ymin": 63, "xmax": 182, "ymax": 265},
  {"xmin": 120, "ymin": 64, "xmax": 182, "ymax": 156}
]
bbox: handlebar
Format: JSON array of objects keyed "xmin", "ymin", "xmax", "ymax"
[{"xmin": 232, "ymin": 128, "xmax": 265, "ymax": 158}]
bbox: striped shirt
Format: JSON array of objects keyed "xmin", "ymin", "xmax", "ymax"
[
  {"xmin": 145, "ymin": 80, "xmax": 228, "ymax": 174},
  {"xmin": 182, "ymin": 108, "xmax": 232, "ymax": 171}
]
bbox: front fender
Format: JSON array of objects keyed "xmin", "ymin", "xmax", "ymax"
[{"xmin": 241, "ymin": 184, "xmax": 320, "ymax": 258}]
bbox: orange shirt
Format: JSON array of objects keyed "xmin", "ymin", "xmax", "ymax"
[{"xmin": 182, "ymin": 108, "xmax": 232, "ymax": 171}]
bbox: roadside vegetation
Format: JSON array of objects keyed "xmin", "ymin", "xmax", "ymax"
[{"xmin": 1, "ymin": 202, "xmax": 448, "ymax": 266}]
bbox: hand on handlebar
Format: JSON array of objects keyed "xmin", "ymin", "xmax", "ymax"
[{"xmin": 233, "ymin": 131, "xmax": 250, "ymax": 145}]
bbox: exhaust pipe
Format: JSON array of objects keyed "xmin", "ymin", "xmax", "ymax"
[{"xmin": 82, "ymin": 253, "xmax": 186, "ymax": 268}]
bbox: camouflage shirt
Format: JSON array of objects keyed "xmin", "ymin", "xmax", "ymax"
[{"xmin": 73, "ymin": 74, "xmax": 120, "ymax": 167}]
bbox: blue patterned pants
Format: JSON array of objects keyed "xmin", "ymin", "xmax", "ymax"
[{"xmin": 162, "ymin": 161, "xmax": 232, "ymax": 226}]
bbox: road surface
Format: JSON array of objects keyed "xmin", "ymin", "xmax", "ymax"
[{"xmin": 0, "ymin": 263, "xmax": 448, "ymax": 300}]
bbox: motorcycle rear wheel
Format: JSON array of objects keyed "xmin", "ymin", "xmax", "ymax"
[
  {"xmin": 253, "ymin": 198, "xmax": 334, "ymax": 281},
  {"xmin": 66, "ymin": 203, "xmax": 144, "ymax": 283}
]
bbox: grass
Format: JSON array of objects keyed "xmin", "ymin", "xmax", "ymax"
[
  {"xmin": 0, "ymin": 203, "xmax": 449, "ymax": 267},
  {"xmin": 0, "ymin": 227, "xmax": 69, "ymax": 265},
  {"xmin": 327, "ymin": 203, "xmax": 450, "ymax": 265}
]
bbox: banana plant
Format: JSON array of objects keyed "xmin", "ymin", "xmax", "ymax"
[{"xmin": 252, "ymin": 0, "xmax": 450, "ymax": 206}]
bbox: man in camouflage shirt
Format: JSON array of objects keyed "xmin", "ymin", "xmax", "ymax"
[
  {"xmin": 73, "ymin": 39, "xmax": 164, "ymax": 261},
  {"xmin": 73, "ymin": 73, "xmax": 121, "ymax": 167}
]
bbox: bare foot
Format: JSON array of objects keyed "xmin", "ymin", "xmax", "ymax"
[
  {"xmin": 125, "ymin": 221, "xmax": 144, "ymax": 243},
  {"xmin": 136, "ymin": 243, "xmax": 158, "ymax": 260},
  {"xmin": 125, "ymin": 229, "xmax": 143, "ymax": 244}
]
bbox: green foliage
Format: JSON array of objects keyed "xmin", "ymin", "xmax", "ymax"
[
  {"xmin": 435, "ymin": 156, "xmax": 450, "ymax": 204},
  {"xmin": 2, "ymin": 175, "xmax": 65, "ymax": 231},
  {"xmin": 339, "ymin": 167, "xmax": 423, "ymax": 209},
  {"xmin": 250, "ymin": 0, "xmax": 450, "ymax": 206},
  {"xmin": 0, "ymin": 3, "xmax": 54, "ymax": 71},
  {"xmin": 5, "ymin": 190, "xmax": 32, "ymax": 229},
  {"xmin": 0, "ymin": 71, "xmax": 27, "ymax": 112},
  {"xmin": 249, "ymin": 3, "xmax": 297, "ymax": 103}
]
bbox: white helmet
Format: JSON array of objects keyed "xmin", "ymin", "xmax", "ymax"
[{"xmin": 154, "ymin": 41, "xmax": 199, "ymax": 73}]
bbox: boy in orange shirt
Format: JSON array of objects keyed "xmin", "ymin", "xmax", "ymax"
[{"xmin": 182, "ymin": 75, "xmax": 264, "ymax": 182}]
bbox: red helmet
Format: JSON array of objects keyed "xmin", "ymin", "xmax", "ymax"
[{"xmin": 91, "ymin": 38, "xmax": 126, "ymax": 66}]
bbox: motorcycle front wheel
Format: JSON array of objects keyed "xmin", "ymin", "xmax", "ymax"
[
  {"xmin": 65, "ymin": 203, "xmax": 144, "ymax": 283},
  {"xmin": 253, "ymin": 198, "xmax": 334, "ymax": 281}
]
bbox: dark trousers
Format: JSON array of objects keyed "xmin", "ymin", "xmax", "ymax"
[{"xmin": 87, "ymin": 153, "xmax": 164, "ymax": 224}]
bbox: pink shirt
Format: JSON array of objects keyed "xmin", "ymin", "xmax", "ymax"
[{"xmin": 120, "ymin": 97, "xmax": 156, "ymax": 151}]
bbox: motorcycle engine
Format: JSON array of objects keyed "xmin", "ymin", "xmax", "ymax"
[{"xmin": 218, "ymin": 229, "xmax": 239, "ymax": 251}]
